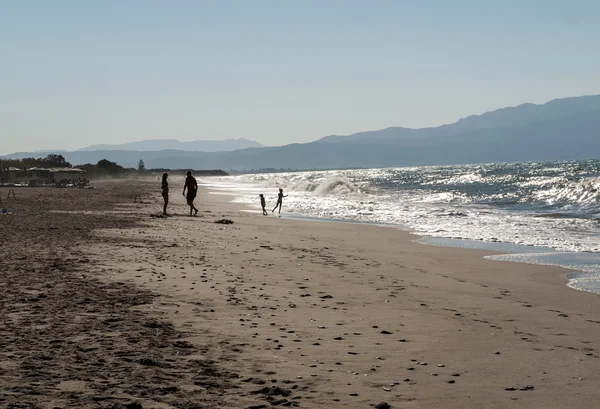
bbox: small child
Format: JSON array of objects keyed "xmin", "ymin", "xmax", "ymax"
[
  {"xmin": 259, "ymin": 194, "xmax": 267, "ymax": 215},
  {"xmin": 272, "ymin": 188, "xmax": 288, "ymax": 215}
]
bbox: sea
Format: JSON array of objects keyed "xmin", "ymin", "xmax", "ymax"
[{"xmin": 202, "ymin": 159, "xmax": 600, "ymax": 295}]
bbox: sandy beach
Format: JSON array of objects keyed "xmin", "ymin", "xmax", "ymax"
[{"xmin": 1, "ymin": 179, "xmax": 599, "ymax": 409}]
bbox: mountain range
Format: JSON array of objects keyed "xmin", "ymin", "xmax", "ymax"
[
  {"xmin": 77, "ymin": 138, "xmax": 264, "ymax": 152},
  {"xmin": 5, "ymin": 95, "xmax": 600, "ymax": 170}
]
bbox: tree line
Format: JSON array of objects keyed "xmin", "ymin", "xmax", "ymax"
[
  {"xmin": 1, "ymin": 155, "xmax": 228, "ymax": 178},
  {"xmin": 0, "ymin": 154, "xmax": 133, "ymax": 178},
  {"xmin": 0, "ymin": 154, "xmax": 73, "ymax": 169}
]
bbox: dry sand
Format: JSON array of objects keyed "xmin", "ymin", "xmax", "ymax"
[{"xmin": 1, "ymin": 179, "xmax": 599, "ymax": 409}]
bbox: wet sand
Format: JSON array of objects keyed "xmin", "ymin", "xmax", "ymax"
[{"xmin": 1, "ymin": 180, "xmax": 599, "ymax": 408}]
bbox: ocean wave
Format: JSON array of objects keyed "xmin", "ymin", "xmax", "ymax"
[
  {"xmin": 312, "ymin": 177, "xmax": 356, "ymax": 195},
  {"xmin": 533, "ymin": 176, "xmax": 600, "ymax": 213},
  {"xmin": 217, "ymin": 159, "xmax": 600, "ymax": 253}
]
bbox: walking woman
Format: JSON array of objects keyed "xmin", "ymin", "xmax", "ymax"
[{"xmin": 161, "ymin": 172, "xmax": 169, "ymax": 215}]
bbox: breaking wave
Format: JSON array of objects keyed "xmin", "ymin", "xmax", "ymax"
[
  {"xmin": 533, "ymin": 176, "xmax": 600, "ymax": 214},
  {"xmin": 312, "ymin": 177, "xmax": 356, "ymax": 195}
]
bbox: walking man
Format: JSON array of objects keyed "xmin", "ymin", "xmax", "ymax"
[{"xmin": 183, "ymin": 171, "xmax": 199, "ymax": 216}]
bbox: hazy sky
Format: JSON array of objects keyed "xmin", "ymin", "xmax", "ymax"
[{"xmin": 2, "ymin": 1, "xmax": 600, "ymax": 154}]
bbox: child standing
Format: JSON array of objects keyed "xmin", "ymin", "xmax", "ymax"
[{"xmin": 259, "ymin": 194, "xmax": 267, "ymax": 215}]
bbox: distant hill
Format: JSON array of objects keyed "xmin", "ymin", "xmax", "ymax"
[
  {"xmin": 5, "ymin": 95, "xmax": 600, "ymax": 170},
  {"xmin": 77, "ymin": 138, "xmax": 265, "ymax": 152},
  {"xmin": 448, "ymin": 94, "xmax": 600, "ymax": 133},
  {"xmin": 316, "ymin": 94, "xmax": 600, "ymax": 144}
]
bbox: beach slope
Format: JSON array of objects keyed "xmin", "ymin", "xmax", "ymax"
[{"xmin": 1, "ymin": 180, "xmax": 599, "ymax": 408}]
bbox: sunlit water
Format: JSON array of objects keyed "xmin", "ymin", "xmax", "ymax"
[{"xmin": 202, "ymin": 160, "xmax": 600, "ymax": 294}]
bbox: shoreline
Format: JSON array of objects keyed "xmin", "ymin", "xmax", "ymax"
[
  {"xmin": 200, "ymin": 164, "xmax": 600, "ymax": 255},
  {"xmin": 211, "ymin": 181, "xmax": 600, "ymax": 296}
]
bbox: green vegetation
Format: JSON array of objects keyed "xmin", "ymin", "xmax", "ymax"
[
  {"xmin": 0, "ymin": 155, "xmax": 134, "ymax": 179},
  {"xmin": 78, "ymin": 160, "xmax": 134, "ymax": 178},
  {"xmin": 0, "ymin": 154, "xmax": 72, "ymax": 169},
  {"xmin": 1, "ymin": 155, "xmax": 229, "ymax": 179}
]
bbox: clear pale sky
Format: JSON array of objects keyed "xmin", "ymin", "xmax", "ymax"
[{"xmin": 2, "ymin": 0, "xmax": 600, "ymax": 154}]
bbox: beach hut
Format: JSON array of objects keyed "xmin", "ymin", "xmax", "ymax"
[
  {"xmin": 26, "ymin": 167, "xmax": 52, "ymax": 185},
  {"xmin": 0, "ymin": 167, "xmax": 29, "ymax": 185},
  {"xmin": 50, "ymin": 167, "xmax": 86, "ymax": 182},
  {"xmin": 8, "ymin": 167, "xmax": 29, "ymax": 184}
]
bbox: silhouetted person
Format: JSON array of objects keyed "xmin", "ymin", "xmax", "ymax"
[
  {"xmin": 161, "ymin": 172, "xmax": 169, "ymax": 215},
  {"xmin": 183, "ymin": 171, "xmax": 199, "ymax": 216},
  {"xmin": 259, "ymin": 194, "xmax": 267, "ymax": 215},
  {"xmin": 272, "ymin": 188, "xmax": 287, "ymax": 215}
]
